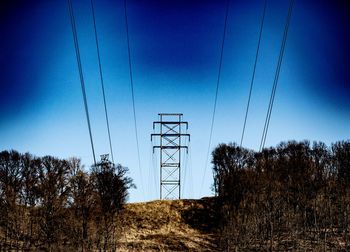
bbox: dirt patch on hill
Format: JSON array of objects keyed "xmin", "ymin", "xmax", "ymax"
[{"xmin": 117, "ymin": 197, "xmax": 220, "ymax": 251}]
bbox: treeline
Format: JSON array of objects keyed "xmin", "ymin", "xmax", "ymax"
[
  {"xmin": 213, "ymin": 140, "xmax": 350, "ymax": 251},
  {"xmin": 0, "ymin": 150, "xmax": 133, "ymax": 251}
]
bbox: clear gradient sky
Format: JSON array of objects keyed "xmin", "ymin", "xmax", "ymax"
[{"xmin": 1, "ymin": 0, "xmax": 349, "ymax": 202}]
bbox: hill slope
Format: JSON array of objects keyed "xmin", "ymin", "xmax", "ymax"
[{"xmin": 117, "ymin": 197, "xmax": 220, "ymax": 251}]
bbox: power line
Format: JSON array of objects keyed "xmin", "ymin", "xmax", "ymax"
[
  {"xmin": 124, "ymin": 0, "xmax": 144, "ymax": 197},
  {"xmin": 151, "ymin": 126, "xmax": 158, "ymax": 199},
  {"xmin": 67, "ymin": 0, "xmax": 96, "ymax": 165},
  {"xmin": 90, "ymin": 0, "xmax": 115, "ymax": 164},
  {"xmin": 188, "ymin": 144, "xmax": 194, "ymax": 199},
  {"xmin": 182, "ymin": 133, "xmax": 189, "ymax": 198},
  {"xmin": 259, "ymin": 0, "xmax": 294, "ymax": 151},
  {"xmin": 152, "ymin": 144, "xmax": 159, "ymax": 198},
  {"xmin": 147, "ymin": 141, "xmax": 153, "ymax": 199},
  {"xmin": 240, "ymin": 0, "xmax": 267, "ymax": 148},
  {"xmin": 200, "ymin": 0, "xmax": 230, "ymax": 195}
]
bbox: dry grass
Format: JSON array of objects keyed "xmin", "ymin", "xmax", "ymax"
[{"xmin": 116, "ymin": 197, "xmax": 220, "ymax": 251}]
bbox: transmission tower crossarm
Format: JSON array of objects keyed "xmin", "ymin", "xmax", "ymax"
[
  {"xmin": 153, "ymin": 121, "xmax": 188, "ymax": 129},
  {"xmin": 158, "ymin": 113, "xmax": 183, "ymax": 116},
  {"xmin": 152, "ymin": 146, "xmax": 188, "ymax": 152},
  {"xmin": 153, "ymin": 146, "xmax": 188, "ymax": 149},
  {"xmin": 151, "ymin": 133, "xmax": 190, "ymax": 141}
]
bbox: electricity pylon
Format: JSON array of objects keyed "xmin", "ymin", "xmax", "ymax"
[{"xmin": 151, "ymin": 113, "xmax": 190, "ymax": 199}]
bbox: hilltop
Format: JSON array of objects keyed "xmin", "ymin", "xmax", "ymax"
[{"xmin": 117, "ymin": 197, "xmax": 220, "ymax": 251}]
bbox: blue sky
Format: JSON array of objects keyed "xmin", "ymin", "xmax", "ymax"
[{"xmin": 1, "ymin": 0, "xmax": 349, "ymax": 202}]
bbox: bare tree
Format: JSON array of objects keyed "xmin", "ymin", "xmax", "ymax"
[
  {"xmin": 36, "ymin": 156, "xmax": 72, "ymax": 251},
  {"xmin": 213, "ymin": 140, "xmax": 350, "ymax": 251},
  {"xmin": 91, "ymin": 157, "xmax": 133, "ymax": 251},
  {"xmin": 69, "ymin": 158, "xmax": 95, "ymax": 251},
  {"xmin": 0, "ymin": 150, "xmax": 24, "ymax": 250},
  {"xmin": 20, "ymin": 153, "xmax": 40, "ymax": 249}
]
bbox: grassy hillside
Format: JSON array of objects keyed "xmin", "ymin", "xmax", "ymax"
[{"xmin": 117, "ymin": 197, "xmax": 220, "ymax": 251}]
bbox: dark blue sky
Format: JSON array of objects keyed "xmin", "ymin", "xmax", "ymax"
[{"xmin": 1, "ymin": 0, "xmax": 349, "ymax": 202}]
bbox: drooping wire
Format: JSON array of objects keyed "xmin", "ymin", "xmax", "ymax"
[
  {"xmin": 200, "ymin": 0, "xmax": 230, "ymax": 195},
  {"xmin": 182, "ymin": 133, "xmax": 189, "ymax": 198},
  {"xmin": 240, "ymin": 0, "xmax": 267, "ymax": 148},
  {"xmin": 90, "ymin": 0, "xmax": 115, "ymax": 164},
  {"xmin": 149, "ymin": 136, "xmax": 159, "ymax": 200},
  {"xmin": 151, "ymin": 126, "xmax": 158, "ymax": 199},
  {"xmin": 147, "ymin": 140, "xmax": 153, "ymax": 200},
  {"xmin": 259, "ymin": 0, "xmax": 294, "ymax": 151},
  {"xmin": 67, "ymin": 0, "xmax": 96, "ymax": 165},
  {"xmin": 124, "ymin": 0, "xmax": 144, "ymax": 197},
  {"xmin": 188, "ymin": 144, "xmax": 194, "ymax": 199},
  {"xmin": 153, "ymin": 144, "xmax": 159, "ymax": 199}
]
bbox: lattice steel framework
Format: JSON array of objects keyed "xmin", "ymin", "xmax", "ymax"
[{"xmin": 151, "ymin": 113, "xmax": 190, "ymax": 199}]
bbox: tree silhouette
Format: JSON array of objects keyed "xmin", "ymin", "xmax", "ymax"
[
  {"xmin": 91, "ymin": 156, "xmax": 134, "ymax": 251},
  {"xmin": 213, "ymin": 140, "xmax": 350, "ymax": 251}
]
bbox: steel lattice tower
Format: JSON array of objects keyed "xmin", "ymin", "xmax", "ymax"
[{"xmin": 151, "ymin": 113, "xmax": 190, "ymax": 199}]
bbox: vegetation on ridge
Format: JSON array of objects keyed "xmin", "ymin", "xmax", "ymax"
[
  {"xmin": 213, "ymin": 140, "xmax": 350, "ymax": 251},
  {"xmin": 1, "ymin": 139, "xmax": 350, "ymax": 251},
  {"xmin": 0, "ymin": 151, "xmax": 133, "ymax": 251}
]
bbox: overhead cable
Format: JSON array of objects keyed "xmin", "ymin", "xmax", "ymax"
[
  {"xmin": 67, "ymin": 0, "xmax": 97, "ymax": 165},
  {"xmin": 259, "ymin": 0, "xmax": 294, "ymax": 151},
  {"xmin": 90, "ymin": 0, "xmax": 115, "ymax": 164},
  {"xmin": 200, "ymin": 0, "xmax": 231, "ymax": 195},
  {"xmin": 124, "ymin": 0, "xmax": 144, "ymax": 196},
  {"xmin": 240, "ymin": 0, "xmax": 267, "ymax": 148}
]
